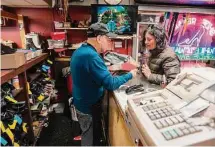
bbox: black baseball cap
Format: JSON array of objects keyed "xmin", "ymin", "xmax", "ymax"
[{"xmin": 87, "ymin": 22, "xmax": 117, "ymax": 38}]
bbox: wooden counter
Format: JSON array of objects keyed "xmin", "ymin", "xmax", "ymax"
[
  {"xmin": 108, "ymin": 92, "xmax": 135, "ymax": 146},
  {"xmin": 108, "ymin": 74, "xmax": 161, "ymax": 146}
]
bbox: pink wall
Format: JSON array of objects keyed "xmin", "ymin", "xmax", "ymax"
[
  {"xmin": 1, "ymin": 6, "xmax": 91, "ymax": 48},
  {"xmin": 1, "ymin": 8, "xmax": 54, "ymax": 48}
]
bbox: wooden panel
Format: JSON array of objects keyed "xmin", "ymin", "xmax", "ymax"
[
  {"xmin": 3, "ymin": 0, "xmax": 33, "ymax": 6},
  {"xmin": 2, "ymin": 0, "xmax": 51, "ymax": 7},
  {"xmin": 25, "ymin": 0, "xmax": 48, "ymax": 5},
  {"xmin": 55, "ymin": 57, "xmax": 70, "ymax": 62},
  {"xmin": 68, "ymin": 0, "xmax": 97, "ymax": 6},
  {"xmin": 25, "ymin": 53, "xmax": 48, "ymax": 70},
  {"xmin": 108, "ymin": 93, "xmax": 134, "ymax": 146},
  {"xmin": 1, "ymin": 53, "xmax": 48, "ymax": 84},
  {"xmin": 1, "ymin": 10, "xmax": 18, "ymax": 20},
  {"xmin": 12, "ymin": 88, "xmax": 23, "ymax": 97},
  {"xmin": 18, "ymin": 72, "xmax": 34, "ymax": 141},
  {"xmin": 1, "ymin": 0, "xmax": 15, "ymax": 6},
  {"xmin": 1, "ymin": 67, "xmax": 25, "ymax": 84},
  {"xmin": 18, "ymin": 15, "xmax": 26, "ymax": 48}
]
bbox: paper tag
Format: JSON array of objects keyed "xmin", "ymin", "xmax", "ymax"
[
  {"xmin": 38, "ymin": 94, "xmax": 45, "ymax": 101},
  {"xmin": 0, "ymin": 121, "xmax": 6, "ymax": 133},
  {"xmin": 6, "ymin": 128, "xmax": 14, "ymax": 143},
  {"xmin": 5, "ymin": 96, "xmax": 17, "ymax": 103},
  {"xmin": 70, "ymin": 105, "xmax": 78, "ymax": 121}
]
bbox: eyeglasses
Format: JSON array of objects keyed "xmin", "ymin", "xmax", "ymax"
[{"xmin": 103, "ymin": 35, "xmax": 112, "ymax": 42}]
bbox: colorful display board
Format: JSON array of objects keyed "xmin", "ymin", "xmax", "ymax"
[
  {"xmin": 170, "ymin": 13, "xmax": 215, "ymax": 60},
  {"xmin": 134, "ymin": 0, "xmax": 215, "ymax": 7},
  {"xmin": 91, "ymin": 5, "xmax": 138, "ymax": 35}
]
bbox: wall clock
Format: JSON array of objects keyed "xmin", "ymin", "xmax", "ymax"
[{"xmin": 104, "ymin": 0, "xmax": 122, "ymax": 5}]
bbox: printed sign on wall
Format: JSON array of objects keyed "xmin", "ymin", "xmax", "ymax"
[{"xmin": 170, "ymin": 13, "xmax": 215, "ymax": 60}]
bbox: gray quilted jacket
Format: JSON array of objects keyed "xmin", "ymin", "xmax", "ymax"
[{"xmin": 147, "ymin": 47, "xmax": 180, "ymax": 85}]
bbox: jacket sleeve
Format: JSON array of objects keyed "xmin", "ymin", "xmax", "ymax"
[
  {"xmin": 89, "ymin": 56, "xmax": 132, "ymax": 90},
  {"xmin": 147, "ymin": 73, "xmax": 163, "ymax": 85},
  {"xmin": 148, "ymin": 56, "xmax": 180, "ymax": 85}
]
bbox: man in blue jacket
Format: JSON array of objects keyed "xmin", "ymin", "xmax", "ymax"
[{"xmin": 70, "ymin": 22, "xmax": 137, "ymax": 146}]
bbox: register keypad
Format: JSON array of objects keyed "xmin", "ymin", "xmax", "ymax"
[
  {"xmin": 146, "ymin": 106, "xmax": 180, "ymax": 121},
  {"xmin": 161, "ymin": 126, "xmax": 202, "ymax": 140},
  {"xmin": 142, "ymin": 100, "xmax": 202, "ymax": 141},
  {"xmin": 142, "ymin": 102, "xmax": 168, "ymax": 111}
]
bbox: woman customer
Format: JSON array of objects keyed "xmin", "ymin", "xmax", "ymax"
[{"xmin": 141, "ymin": 24, "xmax": 180, "ymax": 85}]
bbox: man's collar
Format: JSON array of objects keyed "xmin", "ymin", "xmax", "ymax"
[{"xmin": 87, "ymin": 39, "xmax": 101, "ymax": 53}]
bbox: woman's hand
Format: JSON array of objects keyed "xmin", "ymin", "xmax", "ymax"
[{"xmin": 141, "ymin": 64, "xmax": 151, "ymax": 79}]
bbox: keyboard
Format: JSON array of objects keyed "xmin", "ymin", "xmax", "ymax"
[{"xmin": 141, "ymin": 100, "xmax": 202, "ymax": 141}]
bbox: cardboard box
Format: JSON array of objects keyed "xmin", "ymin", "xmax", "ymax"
[
  {"xmin": 35, "ymin": 50, "xmax": 42, "ymax": 57},
  {"xmin": 16, "ymin": 49, "xmax": 33, "ymax": 60},
  {"xmin": 1, "ymin": 52, "xmax": 26, "ymax": 69}
]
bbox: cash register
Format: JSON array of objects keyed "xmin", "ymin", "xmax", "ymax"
[{"xmin": 127, "ymin": 67, "xmax": 215, "ymax": 146}]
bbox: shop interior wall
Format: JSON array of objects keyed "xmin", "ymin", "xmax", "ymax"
[{"xmin": 1, "ymin": 6, "xmax": 91, "ymax": 48}]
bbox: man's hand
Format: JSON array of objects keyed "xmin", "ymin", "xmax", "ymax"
[
  {"xmin": 142, "ymin": 64, "xmax": 151, "ymax": 79},
  {"xmin": 130, "ymin": 69, "xmax": 138, "ymax": 78}
]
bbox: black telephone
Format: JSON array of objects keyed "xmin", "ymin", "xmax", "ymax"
[{"xmin": 125, "ymin": 84, "xmax": 144, "ymax": 95}]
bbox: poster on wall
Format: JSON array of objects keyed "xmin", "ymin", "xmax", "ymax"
[
  {"xmin": 134, "ymin": 0, "xmax": 215, "ymax": 7},
  {"xmin": 170, "ymin": 13, "xmax": 215, "ymax": 60}
]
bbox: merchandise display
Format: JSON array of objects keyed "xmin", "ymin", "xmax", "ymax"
[{"xmin": 1, "ymin": 83, "xmax": 29, "ymax": 146}]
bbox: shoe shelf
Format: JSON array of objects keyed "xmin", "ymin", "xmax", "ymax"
[
  {"xmin": 32, "ymin": 87, "xmax": 54, "ymax": 145},
  {"xmin": 1, "ymin": 53, "xmax": 49, "ymax": 144},
  {"xmin": 1, "ymin": 53, "xmax": 48, "ymax": 84}
]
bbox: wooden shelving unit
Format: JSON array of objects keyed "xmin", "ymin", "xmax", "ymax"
[
  {"xmin": 1, "ymin": 53, "xmax": 48, "ymax": 84},
  {"xmin": 28, "ymin": 72, "xmax": 42, "ymax": 83},
  {"xmin": 1, "ymin": 10, "xmax": 18, "ymax": 20},
  {"xmin": 0, "ymin": 53, "xmax": 49, "ymax": 143},
  {"xmin": 12, "ymin": 88, "xmax": 24, "ymax": 97},
  {"xmin": 55, "ymin": 57, "xmax": 71, "ymax": 62},
  {"xmin": 55, "ymin": 27, "xmax": 88, "ymax": 30}
]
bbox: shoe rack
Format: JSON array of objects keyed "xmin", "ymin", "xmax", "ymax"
[{"xmin": 1, "ymin": 53, "xmax": 49, "ymax": 144}]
